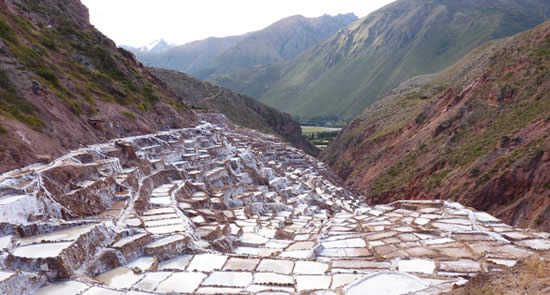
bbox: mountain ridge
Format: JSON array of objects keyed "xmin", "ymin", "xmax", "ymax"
[
  {"xmin": 129, "ymin": 13, "xmax": 357, "ymax": 79},
  {"xmin": 212, "ymin": 0, "xmax": 550, "ymax": 125},
  {"xmin": 136, "ymin": 35, "xmax": 248, "ymax": 75}
]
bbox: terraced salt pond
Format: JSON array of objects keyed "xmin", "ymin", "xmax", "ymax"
[
  {"xmin": 0, "ymin": 114, "xmax": 548, "ymax": 295},
  {"xmin": 12, "ymin": 242, "xmax": 73, "ymax": 258}
]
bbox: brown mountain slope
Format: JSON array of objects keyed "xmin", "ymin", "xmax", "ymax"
[
  {"xmin": 0, "ymin": 0, "xmax": 196, "ymax": 173},
  {"xmin": 149, "ymin": 68, "xmax": 319, "ymax": 156},
  {"xmin": 323, "ymin": 18, "xmax": 550, "ymax": 231}
]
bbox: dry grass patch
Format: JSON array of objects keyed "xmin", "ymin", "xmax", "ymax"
[{"xmin": 446, "ymin": 255, "xmax": 550, "ymax": 295}]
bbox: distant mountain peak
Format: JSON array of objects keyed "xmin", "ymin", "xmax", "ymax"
[{"xmin": 137, "ymin": 39, "xmax": 172, "ymax": 53}]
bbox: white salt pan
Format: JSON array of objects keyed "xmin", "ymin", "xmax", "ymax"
[{"xmin": 344, "ymin": 272, "xmax": 429, "ymax": 295}]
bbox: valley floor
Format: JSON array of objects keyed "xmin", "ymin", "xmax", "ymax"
[
  {"xmin": 0, "ymin": 114, "xmax": 548, "ymax": 295},
  {"xmin": 301, "ymin": 126, "xmax": 342, "ymax": 150}
]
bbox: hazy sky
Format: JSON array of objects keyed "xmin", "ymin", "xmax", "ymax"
[{"xmin": 81, "ymin": 0, "xmax": 394, "ymax": 47}]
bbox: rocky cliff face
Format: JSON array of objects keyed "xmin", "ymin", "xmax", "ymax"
[
  {"xmin": 324, "ymin": 19, "xmax": 550, "ymax": 231},
  {"xmin": 0, "ymin": 0, "xmax": 197, "ymax": 173},
  {"xmin": 149, "ymin": 67, "xmax": 319, "ymax": 156}
]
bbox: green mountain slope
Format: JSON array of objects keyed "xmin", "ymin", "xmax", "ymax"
[
  {"xmin": 129, "ymin": 14, "xmax": 357, "ymax": 79},
  {"xmin": 195, "ymin": 13, "xmax": 358, "ymax": 79},
  {"xmin": 149, "ymin": 68, "xmax": 319, "ymax": 156},
  {"xmin": 213, "ymin": 0, "xmax": 550, "ymax": 125},
  {"xmin": 323, "ymin": 18, "xmax": 550, "ymax": 230}
]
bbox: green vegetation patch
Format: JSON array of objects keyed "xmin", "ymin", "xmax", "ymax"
[
  {"xmin": 0, "ymin": 123, "xmax": 8, "ymax": 135},
  {"xmin": 302, "ymin": 126, "xmax": 341, "ymax": 149},
  {"xmin": 35, "ymin": 67, "xmax": 61, "ymax": 89},
  {"xmin": 371, "ymin": 150, "xmax": 422, "ymax": 194},
  {"xmin": 444, "ymin": 92, "xmax": 550, "ymax": 167},
  {"xmin": 301, "ymin": 126, "xmax": 342, "ymax": 135},
  {"xmin": 88, "ymin": 45, "xmax": 125, "ymax": 81},
  {"xmin": 0, "ymin": 69, "xmax": 42, "ymax": 129},
  {"xmin": 427, "ymin": 168, "xmax": 451, "ymax": 190},
  {"xmin": 40, "ymin": 37, "xmax": 57, "ymax": 50},
  {"xmin": 121, "ymin": 111, "xmax": 137, "ymax": 120},
  {"xmin": 0, "ymin": 18, "xmax": 18, "ymax": 43},
  {"xmin": 142, "ymin": 84, "xmax": 160, "ymax": 104}
]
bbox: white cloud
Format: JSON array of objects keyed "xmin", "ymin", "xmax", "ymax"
[{"xmin": 81, "ymin": 0, "xmax": 394, "ymax": 47}]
